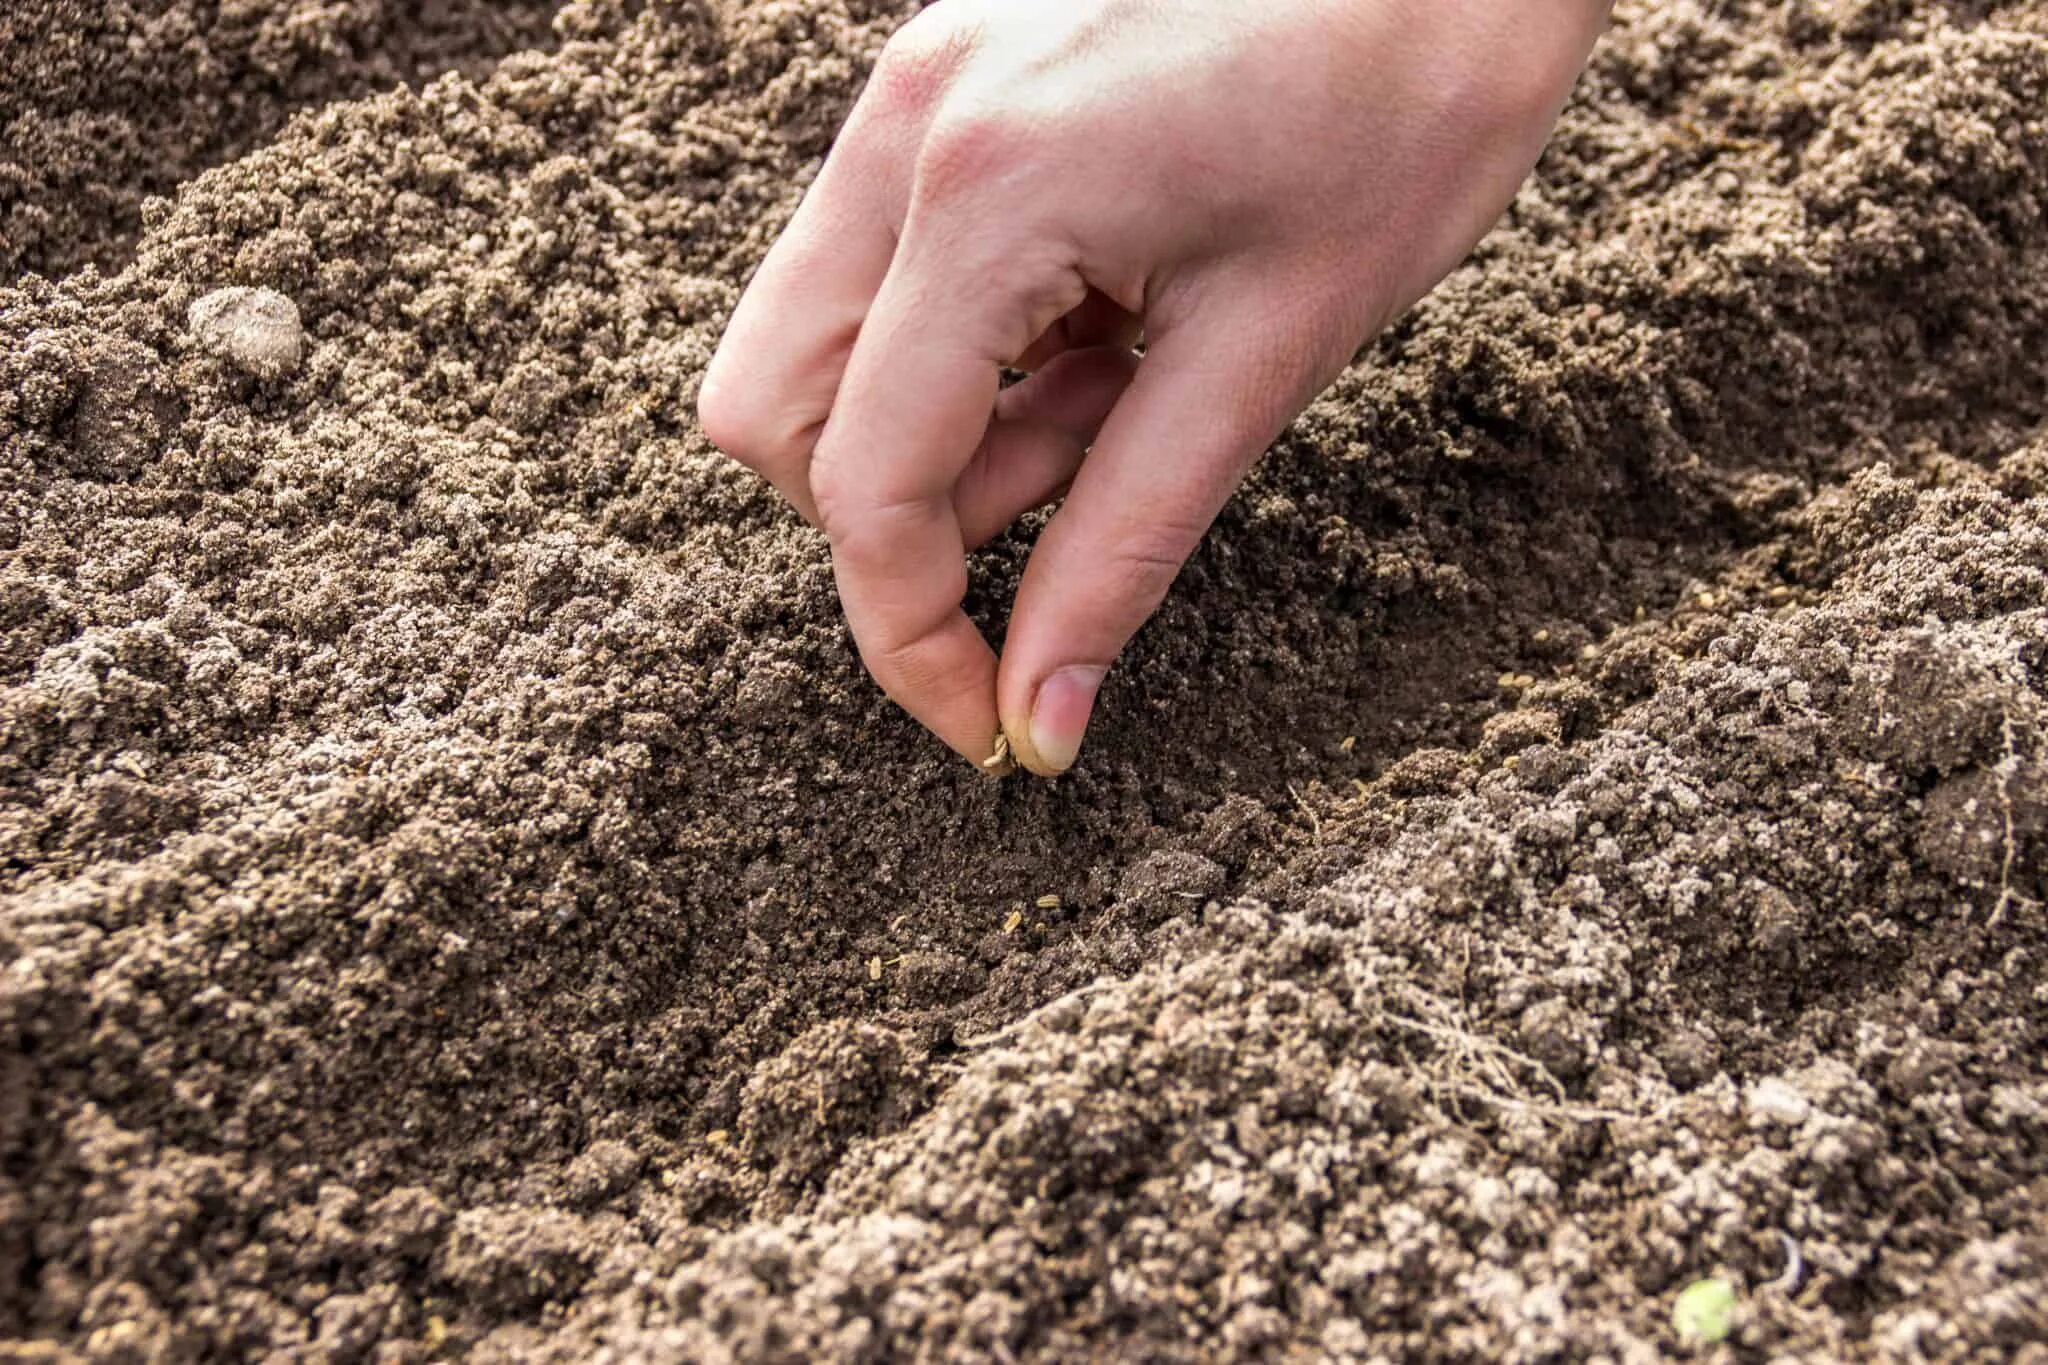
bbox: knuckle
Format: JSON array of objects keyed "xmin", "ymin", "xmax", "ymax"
[
  {"xmin": 862, "ymin": 610, "xmax": 953, "ymax": 685},
  {"xmin": 696, "ymin": 366, "xmax": 814, "ymax": 474},
  {"xmin": 868, "ymin": 18, "xmax": 966, "ymax": 120},
  {"xmin": 809, "ymin": 442, "xmax": 937, "ymax": 547},
  {"xmin": 1436, "ymin": 36, "xmax": 1572, "ymax": 147},
  {"xmin": 694, "ymin": 365, "xmax": 752, "ymax": 456},
  {"xmin": 813, "ymin": 481, "xmax": 959, "ymax": 589},
  {"xmin": 1483, "ymin": 62, "xmax": 1567, "ymax": 140},
  {"xmin": 816, "ymin": 491, "xmax": 911, "ymax": 572},
  {"xmin": 915, "ymin": 108, "xmax": 1032, "ymax": 204},
  {"xmin": 805, "ymin": 448, "xmax": 859, "ymax": 532},
  {"xmin": 1104, "ymin": 521, "xmax": 1203, "ymax": 606}
]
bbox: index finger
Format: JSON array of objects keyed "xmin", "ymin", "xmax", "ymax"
[
  {"xmin": 808, "ymin": 236, "xmax": 1085, "ymax": 766},
  {"xmin": 696, "ymin": 91, "xmax": 912, "ymax": 522}
]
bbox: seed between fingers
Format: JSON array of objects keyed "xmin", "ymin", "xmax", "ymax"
[{"xmin": 981, "ymin": 731, "xmax": 1015, "ymax": 775}]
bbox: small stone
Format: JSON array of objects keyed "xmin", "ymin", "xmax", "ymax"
[
  {"xmin": 1656, "ymin": 1027, "xmax": 1720, "ymax": 1091},
  {"xmin": 1746, "ymin": 1075, "xmax": 1811, "ymax": 1127},
  {"xmin": 564, "ymin": 1140, "xmax": 642, "ymax": 1205},
  {"xmin": 1516, "ymin": 996, "xmax": 1594, "ymax": 1080},
  {"xmin": 187, "ymin": 286, "xmax": 304, "ymax": 379}
]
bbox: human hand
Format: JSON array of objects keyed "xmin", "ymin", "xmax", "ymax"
[{"xmin": 699, "ymin": 0, "xmax": 1607, "ymax": 775}]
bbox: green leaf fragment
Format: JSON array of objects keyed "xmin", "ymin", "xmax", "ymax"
[{"xmin": 1672, "ymin": 1276, "xmax": 1738, "ymax": 1347}]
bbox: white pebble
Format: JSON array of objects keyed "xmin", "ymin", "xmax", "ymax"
[
  {"xmin": 1746, "ymin": 1075, "xmax": 1812, "ymax": 1127},
  {"xmin": 188, "ymin": 286, "xmax": 304, "ymax": 379}
]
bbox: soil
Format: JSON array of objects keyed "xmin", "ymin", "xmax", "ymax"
[
  {"xmin": 1, "ymin": 0, "xmax": 564, "ymax": 281},
  {"xmin": 2, "ymin": 0, "xmax": 2046, "ymax": 1360}
]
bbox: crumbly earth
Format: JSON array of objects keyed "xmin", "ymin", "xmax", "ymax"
[
  {"xmin": 2, "ymin": 0, "xmax": 2046, "ymax": 1360},
  {"xmin": 1, "ymin": 0, "xmax": 563, "ymax": 280}
]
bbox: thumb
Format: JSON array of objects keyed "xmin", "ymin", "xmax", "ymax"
[{"xmin": 996, "ymin": 307, "xmax": 1328, "ymax": 777}]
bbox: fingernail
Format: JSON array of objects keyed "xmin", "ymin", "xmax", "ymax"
[{"xmin": 1029, "ymin": 665, "xmax": 1106, "ymax": 775}]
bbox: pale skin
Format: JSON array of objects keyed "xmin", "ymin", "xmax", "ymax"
[{"xmin": 700, "ymin": 0, "xmax": 1610, "ymax": 776}]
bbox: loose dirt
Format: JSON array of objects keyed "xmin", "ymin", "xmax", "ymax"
[
  {"xmin": 2, "ymin": 0, "xmax": 563, "ymax": 280},
  {"xmin": 3, "ymin": 0, "xmax": 2045, "ymax": 1359}
]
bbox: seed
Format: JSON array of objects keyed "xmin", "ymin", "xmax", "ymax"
[
  {"xmin": 867, "ymin": 956, "xmax": 882, "ymax": 981},
  {"xmin": 187, "ymin": 285, "xmax": 304, "ymax": 379},
  {"xmin": 1035, "ymin": 894, "xmax": 1061, "ymax": 910},
  {"xmin": 1339, "ymin": 735, "xmax": 1356, "ymax": 753},
  {"xmin": 1002, "ymin": 909, "xmax": 1023, "ymax": 934},
  {"xmin": 981, "ymin": 732, "xmax": 1013, "ymax": 771}
]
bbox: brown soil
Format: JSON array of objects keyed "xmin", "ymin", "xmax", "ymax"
[
  {"xmin": 3, "ymin": 0, "xmax": 2046, "ymax": 1359},
  {"xmin": 1, "ymin": 0, "xmax": 564, "ymax": 281}
]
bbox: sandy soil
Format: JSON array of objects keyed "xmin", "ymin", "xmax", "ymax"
[
  {"xmin": 3, "ymin": 0, "xmax": 2046, "ymax": 1359},
  {"xmin": 1, "ymin": 0, "xmax": 563, "ymax": 280}
]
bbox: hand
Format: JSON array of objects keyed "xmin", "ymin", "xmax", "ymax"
[{"xmin": 700, "ymin": 0, "xmax": 1606, "ymax": 775}]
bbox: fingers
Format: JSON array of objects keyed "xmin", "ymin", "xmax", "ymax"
[
  {"xmin": 701, "ymin": 5, "xmax": 1134, "ymax": 771},
  {"xmin": 995, "ymin": 344, "xmax": 1140, "ymax": 441},
  {"xmin": 695, "ymin": 33, "xmax": 937, "ymax": 521},
  {"xmin": 1014, "ymin": 288, "xmax": 1142, "ymax": 372},
  {"xmin": 955, "ymin": 346, "xmax": 1138, "ymax": 548},
  {"xmin": 997, "ymin": 312, "xmax": 1328, "ymax": 777},
  {"xmin": 809, "ymin": 224, "xmax": 1088, "ymax": 766}
]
